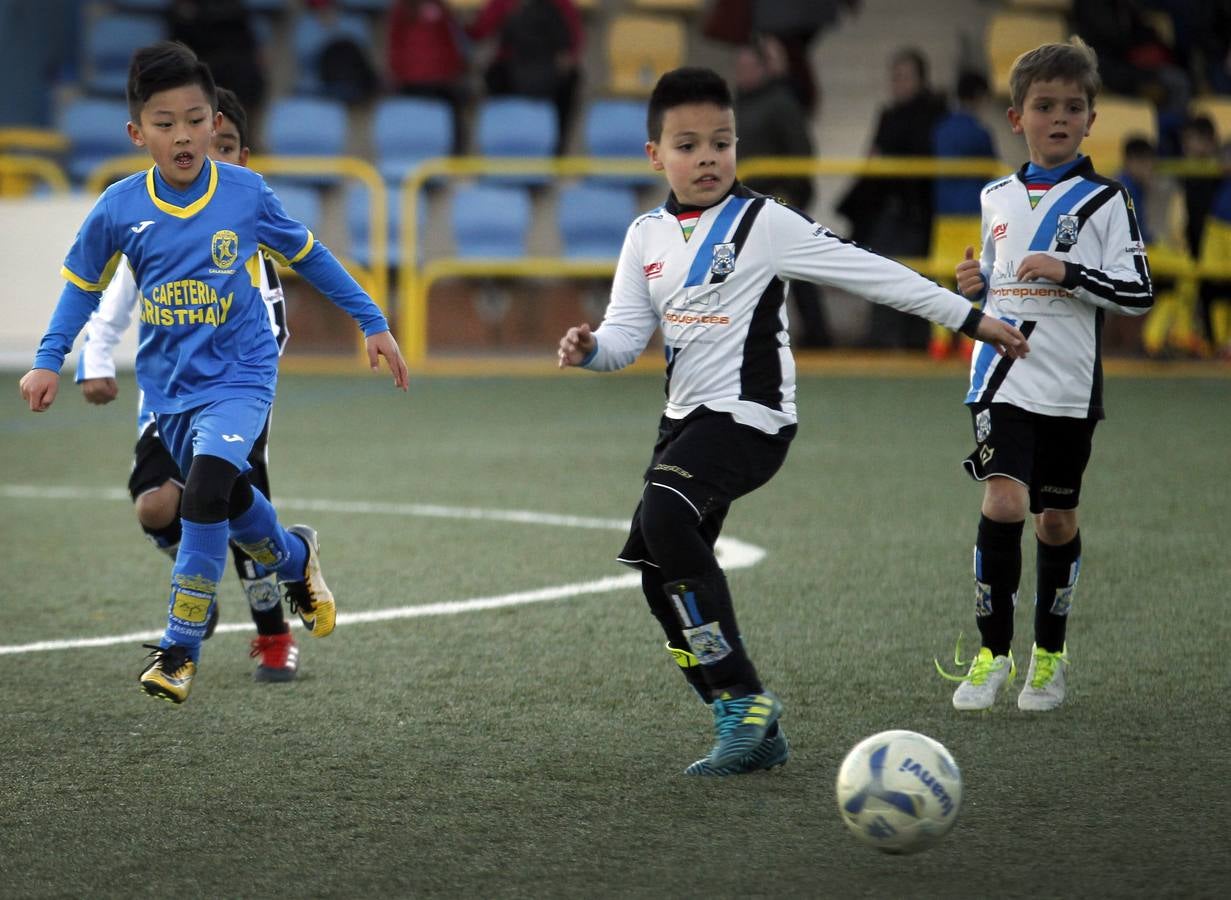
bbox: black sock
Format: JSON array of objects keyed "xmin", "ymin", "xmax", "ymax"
[
  {"xmin": 641, "ymin": 570, "xmax": 709, "ymax": 701},
  {"xmin": 143, "ymin": 519, "xmax": 182, "ymax": 553},
  {"xmin": 663, "ymin": 570, "xmax": 762, "ymax": 698},
  {"xmin": 1035, "ymin": 531, "xmax": 1080, "ymax": 653},
  {"xmin": 974, "ymin": 515, "xmax": 1024, "ymax": 657}
]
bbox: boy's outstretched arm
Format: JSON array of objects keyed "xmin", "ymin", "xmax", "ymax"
[
  {"xmin": 366, "ymin": 331, "xmax": 409, "ymax": 390},
  {"xmin": 557, "ymin": 323, "xmax": 596, "ymax": 368}
]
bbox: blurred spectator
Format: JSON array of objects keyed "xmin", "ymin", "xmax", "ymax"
[
  {"xmin": 1179, "ymin": 115, "xmax": 1220, "ymax": 259},
  {"xmin": 467, "ymin": 0, "xmax": 583, "ymax": 155},
  {"xmin": 928, "ymin": 69, "xmax": 996, "ymax": 360},
  {"xmin": 702, "ymin": 0, "xmax": 860, "ymax": 117},
  {"xmin": 302, "ymin": 0, "xmax": 379, "ymax": 105},
  {"xmin": 734, "ymin": 37, "xmax": 829, "ymax": 347},
  {"xmin": 1072, "ymin": 0, "xmax": 1190, "ymax": 115},
  {"xmin": 1123, "ymin": 136, "xmax": 1200, "ymax": 357},
  {"xmin": 387, "ymin": 0, "xmax": 469, "ymax": 152},
  {"xmin": 932, "ymin": 70, "xmax": 996, "ymax": 217},
  {"xmin": 1198, "ymin": 142, "xmax": 1231, "ymax": 357},
  {"xmin": 837, "ymin": 46, "xmax": 946, "ymax": 349},
  {"xmin": 168, "ymin": 0, "xmax": 267, "ymax": 119},
  {"xmin": 1191, "ymin": 0, "xmax": 1231, "ymax": 94}
]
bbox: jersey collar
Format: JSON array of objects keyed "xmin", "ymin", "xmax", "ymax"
[
  {"xmin": 664, "ymin": 179, "xmax": 755, "ymax": 216},
  {"xmin": 145, "ymin": 158, "xmax": 218, "ymax": 218},
  {"xmin": 1016, "ymin": 154, "xmax": 1092, "ymax": 186}
]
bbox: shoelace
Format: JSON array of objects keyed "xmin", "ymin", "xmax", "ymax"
[
  {"xmin": 934, "ymin": 632, "xmax": 972, "ymax": 683},
  {"xmin": 1029, "ymin": 648, "xmax": 1067, "ymax": 688},
  {"xmin": 283, "ymin": 581, "xmax": 312, "ymax": 615},
  {"xmin": 141, "ymin": 642, "xmax": 190, "ymax": 673}
]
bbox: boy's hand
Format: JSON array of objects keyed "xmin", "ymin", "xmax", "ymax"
[
  {"xmin": 19, "ymin": 369, "xmax": 59, "ymax": 412},
  {"xmin": 975, "ymin": 317, "xmax": 1030, "ymax": 360},
  {"xmin": 366, "ymin": 331, "xmax": 409, "ymax": 391},
  {"xmin": 557, "ymin": 323, "xmax": 596, "ymax": 368},
  {"xmin": 956, "ymin": 246, "xmax": 985, "ymax": 300},
  {"xmin": 1016, "ymin": 253, "xmax": 1065, "ymax": 284},
  {"xmin": 80, "ymin": 377, "xmax": 118, "ymax": 405}
]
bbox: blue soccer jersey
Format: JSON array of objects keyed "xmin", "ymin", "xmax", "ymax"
[{"xmin": 40, "ymin": 159, "xmax": 387, "ymax": 413}]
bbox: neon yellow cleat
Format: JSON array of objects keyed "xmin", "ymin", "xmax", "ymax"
[{"xmin": 1018, "ymin": 644, "xmax": 1068, "ymax": 711}]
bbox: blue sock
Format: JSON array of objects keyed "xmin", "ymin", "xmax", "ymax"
[
  {"xmin": 164, "ymin": 519, "xmax": 229, "ymax": 660},
  {"xmin": 228, "ymin": 488, "xmax": 308, "ymax": 581}
]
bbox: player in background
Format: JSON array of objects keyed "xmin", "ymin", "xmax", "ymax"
[
  {"xmin": 557, "ymin": 68, "xmax": 1029, "ymax": 776},
  {"xmin": 77, "ymin": 87, "xmax": 300, "ymax": 682},
  {"xmin": 19, "ymin": 42, "xmax": 409, "ymax": 704},
  {"xmin": 941, "ymin": 37, "xmax": 1153, "ymax": 712}
]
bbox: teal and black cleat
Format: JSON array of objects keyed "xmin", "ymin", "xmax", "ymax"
[
  {"xmin": 702, "ymin": 691, "xmax": 784, "ymax": 770},
  {"xmin": 684, "ymin": 722, "xmax": 790, "ymax": 776}
]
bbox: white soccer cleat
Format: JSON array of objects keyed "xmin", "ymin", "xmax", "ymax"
[
  {"xmin": 1017, "ymin": 644, "xmax": 1068, "ymax": 711},
  {"xmin": 951, "ymin": 647, "xmax": 1015, "ymax": 711}
]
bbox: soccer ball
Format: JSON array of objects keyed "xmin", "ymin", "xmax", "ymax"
[{"xmin": 835, "ymin": 730, "xmax": 962, "ymax": 855}]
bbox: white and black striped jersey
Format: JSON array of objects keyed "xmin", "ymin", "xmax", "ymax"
[
  {"xmin": 967, "ymin": 158, "xmax": 1153, "ymax": 419},
  {"xmin": 585, "ymin": 183, "xmax": 984, "ymax": 434},
  {"xmin": 76, "ymin": 251, "xmax": 288, "ymax": 433}
]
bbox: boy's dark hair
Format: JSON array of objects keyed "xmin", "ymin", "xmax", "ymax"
[
  {"xmin": 215, "ymin": 87, "xmax": 249, "ymax": 150},
  {"xmin": 646, "ymin": 67, "xmax": 733, "ymax": 142},
  {"xmin": 1181, "ymin": 114, "xmax": 1217, "ymax": 143},
  {"xmin": 1008, "ymin": 36, "xmax": 1100, "ymax": 111},
  {"xmin": 892, "ymin": 47, "xmax": 930, "ymax": 88},
  {"xmin": 956, "ymin": 70, "xmax": 988, "ymax": 105},
  {"xmin": 1122, "ymin": 135, "xmax": 1155, "ymax": 160},
  {"xmin": 127, "ymin": 41, "xmax": 217, "ymax": 123}
]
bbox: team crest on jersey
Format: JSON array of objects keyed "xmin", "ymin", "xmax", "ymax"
[
  {"xmin": 211, "ymin": 229, "xmax": 239, "ymax": 271},
  {"xmin": 711, "ymin": 242, "xmax": 736, "ymax": 275},
  {"xmin": 1055, "ymin": 215, "xmax": 1080, "ymax": 245}
]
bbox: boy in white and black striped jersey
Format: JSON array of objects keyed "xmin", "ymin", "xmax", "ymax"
[
  {"xmin": 557, "ymin": 67, "xmax": 1029, "ymax": 775},
  {"xmin": 945, "ymin": 37, "xmax": 1153, "ymax": 712}
]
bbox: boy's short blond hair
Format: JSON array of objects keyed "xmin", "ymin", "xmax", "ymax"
[{"xmin": 1008, "ymin": 36, "xmax": 1100, "ymax": 111}]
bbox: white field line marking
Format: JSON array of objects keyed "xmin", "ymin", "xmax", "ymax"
[{"xmin": 0, "ymin": 484, "xmax": 766, "ymax": 656}]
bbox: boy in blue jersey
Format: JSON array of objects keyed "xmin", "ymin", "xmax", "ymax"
[
  {"xmin": 19, "ymin": 42, "xmax": 409, "ymax": 704},
  {"xmin": 942, "ymin": 38, "xmax": 1152, "ymax": 712},
  {"xmin": 77, "ymin": 87, "xmax": 302, "ymax": 683}
]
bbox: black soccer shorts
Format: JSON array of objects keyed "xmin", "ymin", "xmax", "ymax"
[
  {"xmin": 617, "ymin": 408, "xmax": 796, "ymax": 569},
  {"xmin": 127, "ymin": 417, "xmax": 273, "ymax": 502},
  {"xmin": 962, "ymin": 402, "xmax": 1096, "ymax": 514}
]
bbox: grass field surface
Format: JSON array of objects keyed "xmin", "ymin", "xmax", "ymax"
[{"xmin": 1, "ymin": 370, "xmax": 1227, "ymax": 898}]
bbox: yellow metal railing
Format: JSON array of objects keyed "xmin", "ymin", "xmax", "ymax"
[
  {"xmin": 0, "ymin": 155, "xmax": 70, "ymax": 195},
  {"xmin": 85, "ymin": 154, "xmax": 388, "ymax": 362}
]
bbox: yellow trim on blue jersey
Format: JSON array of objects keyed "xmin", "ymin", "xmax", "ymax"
[
  {"xmin": 144, "ymin": 160, "xmax": 218, "ymax": 219},
  {"xmin": 61, "ymin": 250, "xmax": 123, "ymax": 292},
  {"xmin": 245, "ymin": 253, "xmax": 262, "ymax": 287},
  {"xmin": 260, "ymin": 230, "xmax": 315, "ymax": 268}
]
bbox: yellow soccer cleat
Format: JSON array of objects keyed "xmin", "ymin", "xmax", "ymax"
[
  {"xmin": 282, "ymin": 525, "xmax": 335, "ymax": 638},
  {"xmin": 139, "ymin": 644, "xmax": 196, "ymax": 704}
]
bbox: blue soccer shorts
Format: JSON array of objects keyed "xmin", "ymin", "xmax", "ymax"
[{"xmin": 155, "ymin": 396, "xmax": 274, "ymax": 478}]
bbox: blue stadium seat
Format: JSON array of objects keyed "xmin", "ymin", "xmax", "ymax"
[
  {"xmin": 263, "ymin": 97, "xmax": 348, "ymax": 186},
  {"xmin": 86, "ymin": 14, "xmax": 167, "ymax": 96},
  {"xmin": 346, "ymin": 183, "xmax": 427, "ymax": 267},
  {"xmin": 451, "ymin": 183, "xmax": 533, "ymax": 258},
  {"xmin": 373, "ymin": 97, "xmax": 452, "ymax": 186},
  {"xmin": 583, "ymin": 98, "xmax": 657, "ymax": 185},
  {"xmin": 112, "ymin": 0, "xmax": 171, "ymax": 10},
  {"xmin": 475, "ymin": 97, "xmax": 557, "ymax": 186},
  {"xmin": 265, "ymin": 180, "xmax": 323, "ymax": 232},
  {"xmin": 337, "ymin": 0, "xmax": 392, "ymax": 12},
  {"xmin": 290, "ymin": 12, "xmax": 371, "ymax": 95},
  {"xmin": 557, "ymin": 183, "xmax": 638, "ymax": 258},
  {"xmin": 57, "ymin": 98, "xmax": 137, "ymax": 184}
]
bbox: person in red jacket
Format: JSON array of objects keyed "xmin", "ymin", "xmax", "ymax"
[{"xmin": 387, "ymin": 0, "xmax": 469, "ymax": 152}]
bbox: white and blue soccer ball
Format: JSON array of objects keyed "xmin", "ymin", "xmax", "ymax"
[{"xmin": 835, "ymin": 729, "xmax": 963, "ymax": 855}]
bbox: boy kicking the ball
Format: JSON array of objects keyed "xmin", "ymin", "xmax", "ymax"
[
  {"xmin": 557, "ymin": 67, "xmax": 1029, "ymax": 775},
  {"xmin": 941, "ymin": 37, "xmax": 1153, "ymax": 712}
]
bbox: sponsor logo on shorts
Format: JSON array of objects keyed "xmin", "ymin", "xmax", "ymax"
[
  {"xmin": 1041, "ymin": 485, "xmax": 1075, "ymax": 495},
  {"xmin": 979, "ymin": 444, "xmax": 995, "ymax": 465},
  {"xmin": 652, "ymin": 463, "xmax": 693, "ymax": 478},
  {"xmin": 975, "ymin": 408, "xmax": 992, "ymax": 443}
]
